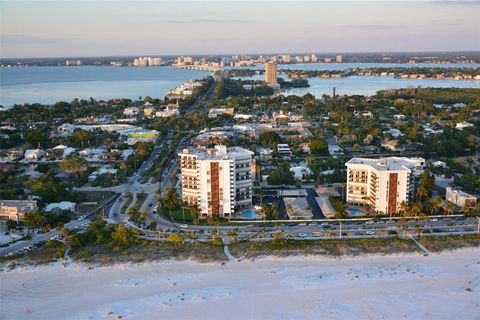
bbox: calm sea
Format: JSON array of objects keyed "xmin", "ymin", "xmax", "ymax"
[
  {"xmin": 0, "ymin": 66, "xmax": 211, "ymax": 107},
  {"xmin": 1, "ymin": 63, "xmax": 479, "ymax": 107}
]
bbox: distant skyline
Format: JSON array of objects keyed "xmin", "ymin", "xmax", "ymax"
[{"xmin": 1, "ymin": 0, "xmax": 480, "ymax": 58}]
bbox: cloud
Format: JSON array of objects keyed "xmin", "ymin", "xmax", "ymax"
[
  {"xmin": 430, "ymin": 0, "xmax": 480, "ymax": 5},
  {"xmin": 349, "ymin": 24, "xmax": 400, "ymax": 30},
  {"xmin": 150, "ymin": 15, "xmax": 250, "ymax": 24},
  {"xmin": 1, "ymin": 34, "xmax": 81, "ymax": 45}
]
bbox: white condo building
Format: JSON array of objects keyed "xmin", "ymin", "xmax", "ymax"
[
  {"xmin": 346, "ymin": 157, "xmax": 425, "ymax": 215},
  {"xmin": 179, "ymin": 145, "xmax": 254, "ymax": 219}
]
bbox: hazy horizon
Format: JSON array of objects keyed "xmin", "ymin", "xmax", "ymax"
[{"xmin": 1, "ymin": 0, "xmax": 480, "ymax": 59}]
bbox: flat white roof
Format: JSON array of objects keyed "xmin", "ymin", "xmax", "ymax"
[
  {"xmin": 346, "ymin": 157, "xmax": 425, "ymax": 172},
  {"xmin": 180, "ymin": 145, "xmax": 252, "ymax": 161}
]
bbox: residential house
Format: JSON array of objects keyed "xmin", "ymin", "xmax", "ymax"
[{"xmin": 0, "ymin": 200, "xmax": 38, "ymax": 221}]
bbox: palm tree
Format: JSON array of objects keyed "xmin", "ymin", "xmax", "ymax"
[
  {"xmin": 416, "ymin": 186, "xmax": 428, "ymax": 200},
  {"xmin": 429, "ymin": 197, "xmax": 442, "ymax": 215},
  {"xmin": 259, "ymin": 191, "xmax": 265, "ymax": 207},
  {"xmin": 190, "ymin": 204, "xmax": 200, "ymax": 224},
  {"xmin": 285, "ymin": 204, "xmax": 295, "ymax": 219},
  {"xmin": 461, "ymin": 205, "xmax": 471, "ymax": 215},
  {"xmin": 444, "ymin": 202, "xmax": 454, "ymax": 215},
  {"xmin": 410, "ymin": 201, "xmax": 422, "ymax": 217},
  {"xmin": 399, "ymin": 201, "xmax": 410, "ymax": 216}
]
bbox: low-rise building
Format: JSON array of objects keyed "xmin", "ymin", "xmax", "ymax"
[
  {"xmin": 277, "ymin": 144, "xmax": 292, "ymax": 157},
  {"xmin": 46, "ymin": 145, "xmax": 76, "ymax": 160},
  {"xmin": 328, "ymin": 144, "xmax": 343, "ymax": 156},
  {"xmin": 44, "ymin": 201, "xmax": 76, "ymax": 212},
  {"xmin": 0, "ymin": 200, "xmax": 38, "ymax": 221},
  {"xmin": 446, "ymin": 187, "xmax": 477, "ymax": 207},
  {"xmin": 24, "ymin": 149, "xmax": 45, "ymax": 161},
  {"xmin": 381, "ymin": 139, "xmax": 405, "ymax": 152},
  {"xmin": 208, "ymin": 108, "xmax": 234, "ymax": 118},
  {"xmin": 456, "ymin": 121, "xmax": 474, "ymax": 130},
  {"xmin": 123, "ymin": 107, "xmax": 140, "ymax": 116}
]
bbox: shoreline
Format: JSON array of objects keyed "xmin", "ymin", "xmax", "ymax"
[
  {"xmin": 2, "ymin": 235, "xmax": 479, "ymax": 270},
  {"xmin": 1, "ymin": 247, "xmax": 479, "ymax": 320}
]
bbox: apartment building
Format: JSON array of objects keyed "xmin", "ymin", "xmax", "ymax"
[
  {"xmin": 346, "ymin": 157, "xmax": 425, "ymax": 215},
  {"xmin": 178, "ymin": 145, "xmax": 253, "ymax": 219},
  {"xmin": 446, "ymin": 187, "xmax": 477, "ymax": 207},
  {"xmin": 277, "ymin": 144, "xmax": 292, "ymax": 157},
  {"xmin": 265, "ymin": 61, "xmax": 278, "ymax": 86},
  {"xmin": 0, "ymin": 200, "xmax": 38, "ymax": 221}
]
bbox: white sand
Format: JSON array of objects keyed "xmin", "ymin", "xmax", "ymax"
[{"xmin": 1, "ymin": 249, "xmax": 480, "ymax": 320}]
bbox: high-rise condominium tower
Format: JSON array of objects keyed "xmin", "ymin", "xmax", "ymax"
[{"xmin": 265, "ymin": 61, "xmax": 278, "ymax": 85}]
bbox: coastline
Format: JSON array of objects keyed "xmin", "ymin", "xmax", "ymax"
[{"xmin": 1, "ymin": 247, "xmax": 479, "ymax": 320}]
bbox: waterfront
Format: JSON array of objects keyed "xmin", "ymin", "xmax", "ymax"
[
  {"xmin": 1, "ymin": 63, "xmax": 479, "ymax": 107},
  {"xmin": 236, "ymin": 73, "xmax": 480, "ymax": 97},
  {"xmin": 232, "ymin": 62, "xmax": 480, "ymax": 71},
  {"xmin": 0, "ymin": 66, "xmax": 210, "ymax": 107}
]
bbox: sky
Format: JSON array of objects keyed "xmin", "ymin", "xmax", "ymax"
[{"xmin": 1, "ymin": 0, "xmax": 479, "ymax": 58}]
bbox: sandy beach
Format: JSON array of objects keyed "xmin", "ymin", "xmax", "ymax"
[{"xmin": 1, "ymin": 249, "xmax": 479, "ymax": 320}]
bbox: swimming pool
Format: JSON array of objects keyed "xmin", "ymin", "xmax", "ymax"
[
  {"xmin": 241, "ymin": 209, "xmax": 257, "ymax": 219},
  {"xmin": 347, "ymin": 208, "xmax": 367, "ymax": 217}
]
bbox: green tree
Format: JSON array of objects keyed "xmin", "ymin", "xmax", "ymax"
[
  {"xmin": 23, "ymin": 211, "xmax": 46, "ymax": 236},
  {"xmin": 59, "ymin": 156, "xmax": 87, "ymax": 175},
  {"xmin": 444, "ymin": 202, "xmax": 455, "ymax": 215},
  {"xmin": 6, "ymin": 219, "xmax": 16, "ymax": 231},
  {"xmin": 212, "ymin": 236, "xmax": 223, "ymax": 246},
  {"xmin": 168, "ymin": 233, "xmax": 184, "ymax": 243},
  {"xmin": 258, "ymin": 132, "xmax": 281, "ymax": 149},
  {"xmin": 429, "ymin": 197, "xmax": 442, "ymax": 215},
  {"xmin": 111, "ymin": 225, "xmax": 136, "ymax": 246},
  {"xmin": 310, "ymin": 139, "xmax": 328, "ymax": 155}
]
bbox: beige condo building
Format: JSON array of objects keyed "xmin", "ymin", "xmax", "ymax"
[
  {"xmin": 179, "ymin": 145, "xmax": 254, "ymax": 219},
  {"xmin": 346, "ymin": 157, "xmax": 425, "ymax": 215}
]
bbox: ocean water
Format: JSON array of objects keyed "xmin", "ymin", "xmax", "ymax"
[
  {"xmin": 0, "ymin": 66, "xmax": 211, "ymax": 107},
  {"xmin": 1, "ymin": 64, "xmax": 479, "ymax": 107}
]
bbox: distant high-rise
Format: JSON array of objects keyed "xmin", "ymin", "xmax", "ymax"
[
  {"xmin": 265, "ymin": 61, "xmax": 278, "ymax": 85},
  {"xmin": 281, "ymin": 55, "xmax": 291, "ymax": 63},
  {"xmin": 336, "ymin": 55, "xmax": 343, "ymax": 63}
]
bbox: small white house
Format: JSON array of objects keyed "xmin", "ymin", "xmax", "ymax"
[
  {"xmin": 328, "ymin": 144, "xmax": 343, "ymax": 156},
  {"xmin": 24, "ymin": 149, "xmax": 45, "ymax": 161},
  {"xmin": 433, "ymin": 160, "xmax": 447, "ymax": 168},
  {"xmin": 52, "ymin": 145, "xmax": 76, "ymax": 157},
  {"xmin": 89, "ymin": 167, "xmax": 118, "ymax": 182},
  {"xmin": 290, "ymin": 165, "xmax": 312, "ymax": 180},
  {"xmin": 381, "ymin": 140, "xmax": 405, "ymax": 152},
  {"xmin": 123, "ymin": 107, "xmax": 140, "ymax": 116},
  {"xmin": 383, "ymin": 128, "xmax": 404, "ymax": 138},
  {"xmin": 456, "ymin": 121, "xmax": 474, "ymax": 130},
  {"xmin": 44, "ymin": 201, "xmax": 76, "ymax": 212}
]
